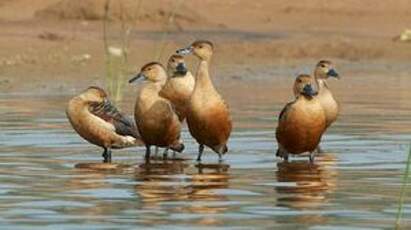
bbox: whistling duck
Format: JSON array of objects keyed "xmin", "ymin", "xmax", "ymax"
[
  {"xmin": 176, "ymin": 40, "xmax": 232, "ymax": 161},
  {"xmin": 276, "ymin": 74, "xmax": 326, "ymax": 162},
  {"xmin": 66, "ymin": 86, "xmax": 143, "ymax": 163},
  {"xmin": 160, "ymin": 54, "xmax": 195, "ymax": 122},
  {"xmin": 312, "ymin": 60, "xmax": 340, "ymax": 128},
  {"xmin": 129, "ymin": 62, "xmax": 184, "ymax": 160}
]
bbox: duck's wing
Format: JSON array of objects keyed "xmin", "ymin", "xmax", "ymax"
[
  {"xmin": 89, "ymin": 99, "xmax": 140, "ymax": 139},
  {"xmin": 278, "ymin": 102, "xmax": 294, "ymax": 121}
]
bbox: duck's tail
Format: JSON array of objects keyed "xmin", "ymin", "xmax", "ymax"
[
  {"xmin": 170, "ymin": 139, "xmax": 185, "ymax": 153},
  {"xmin": 212, "ymin": 144, "xmax": 228, "ymax": 155}
]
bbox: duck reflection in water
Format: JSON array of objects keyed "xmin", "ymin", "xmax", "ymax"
[
  {"xmin": 135, "ymin": 160, "xmax": 230, "ymax": 225},
  {"xmin": 275, "ymin": 154, "xmax": 337, "ymax": 224}
]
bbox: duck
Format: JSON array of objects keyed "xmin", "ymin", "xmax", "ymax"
[
  {"xmin": 312, "ymin": 60, "xmax": 340, "ymax": 128},
  {"xmin": 276, "ymin": 74, "xmax": 326, "ymax": 163},
  {"xmin": 66, "ymin": 86, "xmax": 143, "ymax": 163},
  {"xmin": 129, "ymin": 62, "xmax": 184, "ymax": 160},
  {"xmin": 160, "ymin": 54, "xmax": 195, "ymax": 122},
  {"xmin": 176, "ymin": 40, "xmax": 232, "ymax": 161}
]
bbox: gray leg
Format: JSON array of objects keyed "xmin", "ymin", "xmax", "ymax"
[
  {"xmin": 276, "ymin": 147, "xmax": 289, "ymax": 162},
  {"xmin": 145, "ymin": 145, "xmax": 151, "ymax": 161},
  {"xmin": 172, "ymin": 151, "xmax": 176, "ymax": 159},
  {"xmin": 163, "ymin": 148, "xmax": 169, "ymax": 160},
  {"xmin": 283, "ymin": 153, "xmax": 289, "ymax": 162},
  {"xmin": 218, "ymin": 153, "xmax": 223, "ymax": 162},
  {"xmin": 102, "ymin": 147, "xmax": 112, "ymax": 163},
  {"xmin": 309, "ymin": 152, "xmax": 315, "ymax": 164},
  {"xmin": 316, "ymin": 145, "xmax": 324, "ymax": 154},
  {"xmin": 154, "ymin": 146, "xmax": 159, "ymax": 158},
  {"xmin": 197, "ymin": 144, "xmax": 205, "ymax": 161}
]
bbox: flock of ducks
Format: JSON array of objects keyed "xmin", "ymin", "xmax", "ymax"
[{"xmin": 66, "ymin": 40, "xmax": 339, "ymax": 164}]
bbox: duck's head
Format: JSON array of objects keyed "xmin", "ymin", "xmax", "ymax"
[
  {"xmin": 314, "ymin": 60, "xmax": 339, "ymax": 80},
  {"xmin": 167, "ymin": 54, "xmax": 188, "ymax": 77},
  {"xmin": 81, "ymin": 86, "xmax": 107, "ymax": 103},
  {"xmin": 294, "ymin": 74, "xmax": 318, "ymax": 99},
  {"xmin": 129, "ymin": 62, "xmax": 167, "ymax": 84},
  {"xmin": 176, "ymin": 40, "xmax": 214, "ymax": 61}
]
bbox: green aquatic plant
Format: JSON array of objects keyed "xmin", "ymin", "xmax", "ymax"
[
  {"xmin": 395, "ymin": 146, "xmax": 411, "ymax": 229},
  {"xmin": 103, "ymin": 0, "xmax": 141, "ymax": 104}
]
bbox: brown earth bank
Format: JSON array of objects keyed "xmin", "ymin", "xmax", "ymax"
[{"xmin": 0, "ymin": 0, "xmax": 410, "ymax": 94}]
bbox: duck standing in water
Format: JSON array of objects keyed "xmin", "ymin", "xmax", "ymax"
[
  {"xmin": 177, "ymin": 40, "xmax": 232, "ymax": 161},
  {"xmin": 312, "ymin": 60, "xmax": 340, "ymax": 128},
  {"xmin": 160, "ymin": 54, "xmax": 195, "ymax": 122},
  {"xmin": 66, "ymin": 86, "xmax": 143, "ymax": 163},
  {"xmin": 129, "ymin": 62, "xmax": 184, "ymax": 160},
  {"xmin": 276, "ymin": 74, "xmax": 326, "ymax": 163}
]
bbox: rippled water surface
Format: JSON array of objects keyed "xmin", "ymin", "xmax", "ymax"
[{"xmin": 1, "ymin": 72, "xmax": 411, "ymax": 229}]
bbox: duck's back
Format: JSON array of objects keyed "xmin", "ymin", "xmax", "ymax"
[
  {"xmin": 276, "ymin": 98, "xmax": 326, "ymax": 154},
  {"xmin": 67, "ymin": 97, "xmax": 139, "ymax": 149},
  {"xmin": 67, "ymin": 97, "xmax": 117, "ymax": 147}
]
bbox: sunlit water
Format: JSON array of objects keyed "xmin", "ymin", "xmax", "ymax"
[{"xmin": 1, "ymin": 71, "xmax": 411, "ymax": 229}]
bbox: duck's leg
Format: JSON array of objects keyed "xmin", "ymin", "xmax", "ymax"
[
  {"xmin": 316, "ymin": 145, "xmax": 324, "ymax": 154},
  {"xmin": 196, "ymin": 144, "xmax": 205, "ymax": 161},
  {"xmin": 276, "ymin": 147, "xmax": 289, "ymax": 162},
  {"xmin": 102, "ymin": 147, "xmax": 112, "ymax": 163},
  {"xmin": 145, "ymin": 145, "xmax": 151, "ymax": 161},
  {"xmin": 172, "ymin": 151, "xmax": 176, "ymax": 159},
  {"xmin": 102, "ymin": 148, "xmax": 108, "ymax": 163},
  {"xmin": 309, "ymin": 152, "xmax": 316, "ymax": 164},
  {"xmin": 283, "ymin": 153, "xmax": 289, "ymax": 162},
  {"xmin": 218, "ymin": 153, "xmax": 223, "ymax": 162},
  {"xmin": 154, "ymin": 146, "xmax": 159, "ymax": 158},
  {"xmin": 163, "ymin": 148, "xmax": 169, "ymax": 160}
]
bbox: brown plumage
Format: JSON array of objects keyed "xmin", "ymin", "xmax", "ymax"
[
  {"xmin": 276, "ymin": 74, "xmax": 326, "ymax": 162},
  {"xmin": 66, "ymin": 86, "xmax": 143, "ymax": 163},
  {"xmin": 313, "ymin": 60, "xmax": 340, "ymax": 128},
  {"xmin": 129, "ymin": 62, "xmax": 184, "ymax": 160},
  {"xmin": 176, "ymin": 40, "xmax": 232, "ymax": 161},
  {"xmin": 160, "ymin": 54, "xmax": 195, "ymax": 122}
]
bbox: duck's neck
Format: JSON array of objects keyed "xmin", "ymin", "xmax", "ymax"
[
  {"xmin": 194, "ymin": 60, "xmax": 214, "ymax": 91},
  {"xmin": 316, "ymin": 78, "xmax": 328, "ymax": 90}
]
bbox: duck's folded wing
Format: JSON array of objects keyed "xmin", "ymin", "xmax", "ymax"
[
  {"xmin": 89, "ymin": 99, "xmax": 141, "ymax": 139},
  {"xmin": 278, "ymin": 102, "xmax": 294, "ymax": 121}
]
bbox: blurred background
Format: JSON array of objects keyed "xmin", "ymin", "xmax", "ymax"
[
  {"xmin": 1, "ymin": 0, "xmax": 411, "ymax": 98},
  {"xmin": 1, "ymin": 1, "xmax": 411, "ymax": 229}
]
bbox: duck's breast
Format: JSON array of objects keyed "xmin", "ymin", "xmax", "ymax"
[
  {"xmin": 188, "ymin": 91, "xmax": 232, "ymax": 147},
  {"xmin": 318, "ymin": 88, "xmax": 339, "ymax": 127},
  {"xmin": 276, "ymin": 100, "xmax": 326, "ymax": 154},
  {"xmin": 137, "ymin": 98, "xmax": 181, "ymax": 147}
]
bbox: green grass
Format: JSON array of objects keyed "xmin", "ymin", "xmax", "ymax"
[
  {"xmin": 102, "ymin": 0, "xmax": 140, "ymax": 104},
  {"xmin": 102, "ymin": 0, "xmax": 182, "ymax": 103},
  {"xmin": 395, "ymin": 146, "xmax": 411, "ymax": 229}
]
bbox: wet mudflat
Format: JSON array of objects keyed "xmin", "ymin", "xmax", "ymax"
[{"xmin": 1, "ymin": 68, "xmax": 411, "ymax": 229}]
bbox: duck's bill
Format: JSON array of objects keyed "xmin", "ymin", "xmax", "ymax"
[
  {"xmin": 129, "ymin": 73, "xmax": 145, "ymax": 83},
  {"xmin": 175, "ymin": 63, "xmax": 188, "ymax": 75},
  {"xmin": 176, "ymin": 47, "xmax": 193, "ymax": 55},
  {"xmin": 327, "ymin": 69, "xmax": 340, "ymax": 79},
  {"xmin": 302, "ymin": 84, "xmax": 318, "ymax": 97}
]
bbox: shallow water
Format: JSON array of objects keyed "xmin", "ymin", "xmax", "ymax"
[{"xmin": 1, "ymin": 71, "xmax": 411, "ymax": 229}]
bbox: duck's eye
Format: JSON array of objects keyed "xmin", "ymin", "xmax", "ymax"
[
  {"xmin": 320, "ymin": 64, "xmax": 326, "ymax": 68},
  {"xmin": 171, "ymin": 59, "xmax": 175, "ymax": 63},
  {"xmin": 199, "ymin": 45, "xmax": 203, "ymax": 48},
  {"xmin": 297, "ymin": 79, "xmax": 302, "ymax": 83}
]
